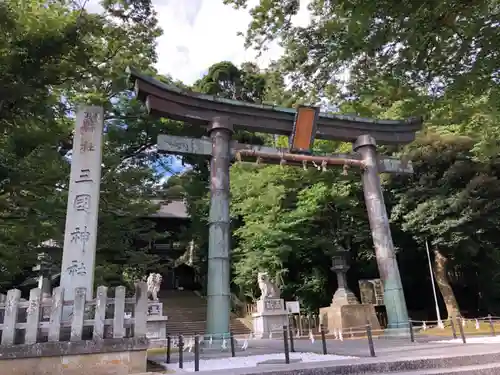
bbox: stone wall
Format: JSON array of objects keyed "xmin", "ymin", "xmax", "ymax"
[{"xmin": 0, "ymin": 337, "xmax": 148, "ymax": 375}]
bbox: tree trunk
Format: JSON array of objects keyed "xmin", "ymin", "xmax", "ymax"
[{"xmin": 433, "ymin": 248, "xmax": 461, "ymax": 319}]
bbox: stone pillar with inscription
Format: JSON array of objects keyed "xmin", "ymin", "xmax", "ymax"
[{"xmin": 60, "ymin": 106, "xmax": 104, "ymax": 303}]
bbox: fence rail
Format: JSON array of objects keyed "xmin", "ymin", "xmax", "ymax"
[{"xmin": 0, "ymin": 282, "xmax": 148, "ymax": 346}]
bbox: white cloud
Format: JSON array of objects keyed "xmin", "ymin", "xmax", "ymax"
[
  {"xmin": 154, "ymin": 0, "xmax": 311, "ymax": 84},
  {"xmin": 86, "ymin": 0, "xmax": 311, "ymax": 85}
]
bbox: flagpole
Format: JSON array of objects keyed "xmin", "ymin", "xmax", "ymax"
[{"xmin": 426, "ymin": 240, "xmax": 444, "ymax": 329}]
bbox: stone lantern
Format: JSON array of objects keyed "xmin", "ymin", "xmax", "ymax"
[
  {"xmin": 330, "ymin": 248, "xmax": 359, "ymax": 306},
  {"xmin": 319, "ymin": 247, "xmax": 380, "ymax": 333}
]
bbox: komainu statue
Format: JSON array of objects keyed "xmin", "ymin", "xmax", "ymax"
[
  {"xmin": 146, "ymin": 273, "xmax": 163, "ymax": 301},
  {"xmin": 257, "ymin": 272, "xmax": 280, "ymax": 299}
]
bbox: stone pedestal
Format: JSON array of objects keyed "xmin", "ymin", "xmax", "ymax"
[
  {"xmin": 320, "ymin": 303, "xmax": 380, "ymax": 333},
  {"xmin": 319, "ymin": 250, "xmax": 380, "ymax": 333},
  {"xmin": 147, "ymin": 315, "xmax": 169, "ymax": 340},
  {"xmin": 252, "ymin": 298, "xmax": 288, "ymax": 339},
  {"xmin": 146, "ymin": 301, "xmax": 168, "ymax": 340}
]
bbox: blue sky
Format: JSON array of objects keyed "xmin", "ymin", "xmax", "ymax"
[{"xmin": 156, "ymin": 156, "xmax": 185, "ymax": 185}]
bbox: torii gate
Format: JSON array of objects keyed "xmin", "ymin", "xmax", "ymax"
[{"xmin": 128, "ymin": 68, "xmax": 423, "ymax": 335}]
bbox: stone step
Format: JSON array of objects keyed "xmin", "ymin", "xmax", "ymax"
[
  {"xmin": 165, "ymin": 320, "xmax": 251, "ymax": 336},
  {"xmin": 159, "ymin": 291, "xmax": 251, "ymax": 337},
  {"xmin": 166, "ymin": 312, "xmax": 206, "ymax": 317}
]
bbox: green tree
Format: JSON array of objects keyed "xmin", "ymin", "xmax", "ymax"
[
  {"xmin": 389, "ymin": 132, "xmax": 500, "ymax": 318},
  {"xmin": 0, "ymin": 0, "xmax": 177, "ymax": 289},
  {"xmin": 0, "ymin": 0, "xmax": 95, "ymax": 286},
  {"xmin": 224, "ymin": 0, "xmax": 499, "ymax": 97},
  {"xmin": 230, "ymin": 161, "xmax": 373, "ymax": 310}
]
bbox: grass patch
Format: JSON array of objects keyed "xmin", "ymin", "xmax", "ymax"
[
  {"xmin": 147, "ymin": 347, "xmax": 180, "ymax": 356},
  {"xmin": 418, "ymin": 320, "xmax": 500, "ymax": 336}
]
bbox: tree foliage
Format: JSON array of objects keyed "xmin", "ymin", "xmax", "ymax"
[
  {"xmin": 224, "ymin": 0, "xmax": 499, "ymax": 97},
  {"xmin": 0, "ymin": 0, "xmax": 171, "ymax": 289},
  {"xmin": 230, "ymin": 163, "xmax": 372, "ymax": 310}
]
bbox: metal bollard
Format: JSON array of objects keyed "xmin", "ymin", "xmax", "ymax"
[
  {"xmin": 457, "ymin": 317, "xmax": 466, "ymax": 344},
  {"xmin": 230, "ymin": 332, "xmax": 236, "ymax": 357},
  {"xmin": 166, "ymin": 335, "xmax": 171, "ymax": 364},
  {"xmin": 366, "ymin": 323, "xmax": 376, "ymax": 357},
  {"xmin": 450, "ymin": 318, "xmax": 457, "ymax": 339},
  {"xmin": 283, "ymin": 326, "xmax": 290, "ymax": 364},
  {"xmin": 178, "ymin": 335, "xmax": 184, "ymax": 369},
  {"xmin": 320, "ymin": 325, "xmax": 327, "ymax": 355},
  {"xmin": 488, "ymin": 315, "xmax": 496, "ymax": 336},
  {"xmin": 194, "ymin": 335, "xmax": 200, "ymax": 372},
  {"xmin": 409, "ymin": 320, "xmax": 415, "ymax": 343},
  {"xmin": 288, "ymin": 323, "xmax": 295, "ymax": 352}
]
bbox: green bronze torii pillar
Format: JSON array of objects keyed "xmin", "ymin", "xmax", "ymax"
[{"xmin": 128, "ymin": 67, "xmax": 423, "ymax": 333}]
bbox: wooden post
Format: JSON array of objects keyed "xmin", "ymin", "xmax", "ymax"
[
  {"xmin": 48, "ymin": 287, "xmax": 63, "ymax": 341},
  {"xmin": 25, "ymin": 288, "xmax": 42, "ymax": 344},
  {"xmin": 113, "ymin": 286, "xmax": 126, "ymax": 338},
  {"xmin": 93, "ymin": 285, "xmax": 107, "ymax": 339},
  {"xmin": 1, "ymin": 289, "xmax": 21, "ymax": 345},
  {"xmin": 134, "ymin": 282, "xmax": 148, "ymax": 337},
  {"xmin": 70, "ymin": 287, "xmax": 86, "ymax": 341}
]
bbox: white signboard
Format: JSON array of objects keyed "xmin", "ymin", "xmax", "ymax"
[
  {"xmin": 286, "ymin": 301, "xmax": 300, "ymax": 314},
  {"xmin": 59, "ymin": 106, "xmax": 104, "ymax": 301}
]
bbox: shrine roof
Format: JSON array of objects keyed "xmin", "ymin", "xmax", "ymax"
[
  {"xmin": 127, "ymin": 67, "xmax": 423, "ymax": 145},
  {"xmin": 150, "ymin": 199, "xmax": 189, "ymax": 219}
]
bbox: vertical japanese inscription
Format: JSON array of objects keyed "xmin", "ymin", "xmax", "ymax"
[
  {"xmin": 60, "ymin": 106, "xmax": 103, "ymax": 301},
  {"xmin": 80, "ymin": 111, "xmax": 98, "ymax": 153}
]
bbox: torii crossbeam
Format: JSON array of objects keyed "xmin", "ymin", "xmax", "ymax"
[{"xmin": 128, "ymin": 67, "xmax": 423, "ymax": 334}]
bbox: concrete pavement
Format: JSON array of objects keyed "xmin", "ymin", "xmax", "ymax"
[{"xmin": 148, "ymin": 336, "xmax": 500, "ymax": 374}]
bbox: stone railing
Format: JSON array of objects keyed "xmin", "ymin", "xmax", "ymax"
[
  {"xmin": 0, "ymin": 283, "xmax": 149, "ymax": 345},
  {"xmin": 0, "ymin": 282, "xmax": 153, "ymax": 375}
]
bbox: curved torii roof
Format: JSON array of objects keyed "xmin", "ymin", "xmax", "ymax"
[{"xmin": 127, "ymin": 67, "xmax": 422, "ymax": 145}]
